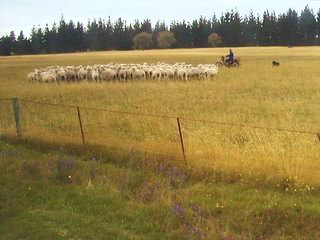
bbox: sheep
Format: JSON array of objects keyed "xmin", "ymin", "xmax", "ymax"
[
  {"xmin": 65, "ymin": 69, "xmax": 77, "ymax": 82},
  {"xmin": 77, "ymin": 69, "xmax": 88, "ymax": 81},
  {"xmin": 151, "ymin": 69, "xmax": 162, "ymax": 80},
  {"xmin": 163, "ymin": 68, "xmax": 175, "ymax": 79},
  {"xmin": 176, "ymin": 68, "xmax": 189, "ymax": 81},
  {"xmin": 132, "ymin": 68, "xmax": 146, "ymax": 80},
  {"xmin": 56, "ymin": 69, "xmax": 66, "ymax": 81},
  {"xmin": 91, "ymin": 69, "xmax": 100, "ymax": 83},
  {"xmin": 118, "ymin": 69, "xmax": 127, "ymax": 82},
  {"xmin": 126, "ymin": 68, "xmax": 133, "ymax": 81},
  {"xmin": 38, "ymin": 71, "xmax": 57, "ymax": 84},
  {"xmin": 204, "ymin": 68, "xmax": 218, "ymax": 79},
  {"xmin": 100, "ymin": 69, "xmax": 117, "ymax": 81},
  {"xmin": 27, "ymin": 72, "xmax": 35, "ymax": 82},
  {"xmin": 190, "ymin": 67, "xmax": 201, "ymax": 79},
  {"xmin": 27, "ymin": 61, "xmax": 220, "ymax": 84},
  {"xmin": 145, "ymin": 68, "xmax": 154, "ymax": 79}
]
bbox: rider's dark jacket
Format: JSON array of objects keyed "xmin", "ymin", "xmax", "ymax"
[{"xmin": 226, "ymin": 51, "xmax": 234, "ymax": 62}]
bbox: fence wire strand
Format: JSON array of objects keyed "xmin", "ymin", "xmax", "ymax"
[{"xmin": 17, "ymin": 98, "xmax": 320, "ymax": 136}]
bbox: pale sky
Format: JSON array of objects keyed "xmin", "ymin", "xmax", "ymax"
[{"xmin": 0, "ymin": 0, "xmax": 319, "ymax": 36}]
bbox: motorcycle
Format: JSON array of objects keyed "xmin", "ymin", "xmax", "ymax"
[{"xmin": 216, "ymin": 56, "xmax": 240, "ymax": 68}]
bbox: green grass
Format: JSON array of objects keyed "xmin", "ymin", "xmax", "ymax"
[{"xmin": 0, "ymin": 139, "xmax": 320, "ymax": 239}]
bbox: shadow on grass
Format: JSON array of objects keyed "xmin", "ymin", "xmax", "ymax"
[
  {"xmin": 0, "ymin": 133, "xmax": 189, "ymax": 176},
  {"xmin": 2, "ymin": 133, "xmax": 318, "ymax": 193}
]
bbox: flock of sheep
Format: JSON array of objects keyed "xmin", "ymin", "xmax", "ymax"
[{"xmin": 26, "ymin": 62, "xmax": 219, "ymax": 84}]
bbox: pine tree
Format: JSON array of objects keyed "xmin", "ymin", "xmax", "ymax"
[
  {"xmin": 66, "ymin": 20, "xmax": 77, "ymax": 52},
  {"xmin": 141, "ymin": 19, "xmax": 152, "ymax": 33},
  {"xmin": 105, "ymin": 17, "xmax": 114, "ymax": 50},
  {"xmin": 87, "ymin": 19, "xmax": 99, "ymax": 51},
  {"xmin": 113, "ymin": 18, "xmax": 126, "ymax": 50},
  {"xmin": 242, "ymin": 11, "xmax": 258, "ymax": 46},
  {"xmin": 278, "ymin": 9, "xmax": 299, "ymax": 46},
  {"xmin": 16, "ymin": 31, "xmax": 27, "ymax": 54},
  {"xmin": 30, "ymin": 26, "xmax": 44, "ymax": 54},
  {"xmin": 300, "ymin": 5, "xmax": 317, "ymax": 45},
  {"xmin": 0, "ymin": 33, "xmax": 15, "ymax": 55},
  {"xmin": 57, "ymin": 16, "xmax": 68, "ymax": 52},
  {"xmin": 75, "ymin": 22, "xmax": 85, "ymax": 51},
  {"xmin": 170, "ymin": 20, "xmax": 192, "ymax": 48}
]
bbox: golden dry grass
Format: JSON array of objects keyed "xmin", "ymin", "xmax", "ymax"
[{"xmin": 1, "ymin": 46, "xmax": 320, "ymax": 185}]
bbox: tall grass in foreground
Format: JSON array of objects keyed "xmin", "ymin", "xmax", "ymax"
[
  {"xmin": 1, "ymin": 140, "xmax": 319, "ymax": 239},
  {"xmin": 1, "ymin": 47, "xmax": 320, "ymax": 186}
]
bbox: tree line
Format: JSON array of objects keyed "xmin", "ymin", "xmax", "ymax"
[{"xmin": 1, "ymin": 6, "xmax": 320, "ymax": 55}]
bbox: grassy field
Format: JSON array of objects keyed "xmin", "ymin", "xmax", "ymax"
[
  {"xmin": 1, "ymin": 139, "xmax": 320, "ymax": 239},
  {"xmin": 1, "ymin": 47, "xmax": 320, "ymax": 186},
  {"xmin": 1, "ymin": 47, "xmax": 320, "ymax": 239}
]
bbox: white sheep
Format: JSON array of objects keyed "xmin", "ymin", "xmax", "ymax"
[
  {"xmin": 77, "ymin": 69, "xmax": 88, "ymax": 81},
  {"xmin": 151, "ymin": 69, "xmax": 162, "ymax": 80},
  {"xmin": 38, "ymin": 71, "xmax": 57, "ymax": 84},
  {"xmin": 66, "ymin": 69, "xmax": 77, "ymax": 82},
  {"xmin": 204, "ymin": 68, "xmax": 218, "ymax": 79},
  {"xmin": 132, "ymin": 68, "xmax": 146, "ymax": 80},
  {"xmin": 56, "ymin": 69, "xmax": 66, "ymax": 81},
  {"xmin": 176, "ymin": 68, "xmax": 189, "ymax": 81},
  {"xmin": 91, "ymin": 69, "xmax": 100, "ymax": 83},
  {"xmin": 118, "ymin": 69, "xmax": 127, "ymax": 82},
  {"xmin": 26, "ymin": 72, "xmax": 35, "ymax": 82},
  {"xmin": 27, "ymin": 61, "xmax": 219, "ymax": 84},
  {"xmin": 100, "ymin": 69, "xmax": 117, "ymax": 81}
]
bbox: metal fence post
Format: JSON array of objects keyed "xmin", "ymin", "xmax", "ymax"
[
  {"xmin": 177, "ymin": 118, "xmax": 187, "ymax": 166},
  {"xmin": 76, "ymin": 107, "xmax": 86, "ymax": 144},
  {"xmin": 12, "ymin": 96, "xmax": 22, "ymax": 137}
]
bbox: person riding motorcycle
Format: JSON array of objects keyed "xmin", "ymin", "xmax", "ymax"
[{"xmin": 225, "ymin": 49, "xmax": 234, "ymax": 65}]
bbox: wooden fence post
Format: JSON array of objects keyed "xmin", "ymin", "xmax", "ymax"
[
  {"xmin": 76, "ymin": 107, "xmax": 86, "ymax": 144},
  {"xmin": 12, "ymin": 96, "xmax": 22, "ymax": 137},
  {"xmin": 177, "ymin": 118, "xmax": 187, "ymax": 166}
]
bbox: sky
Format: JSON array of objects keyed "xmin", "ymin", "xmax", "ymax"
[{"xmin": 0, "ymin": 0, "xmax": 319, "ymax": 36}]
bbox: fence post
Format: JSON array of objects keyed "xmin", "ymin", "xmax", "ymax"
[
  {"xmin": 12, "ymin": 96, "xmax": 22, "ymax": 137},
  {"xmin": 76, "ymin": 107, "xmax": 86, "ymax": 144},
  {"xmin": 177, "ymin": 118, "xmax": 187, "ymax": 166}
]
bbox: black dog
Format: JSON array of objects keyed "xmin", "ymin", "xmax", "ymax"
[{"xmin": 272, "ymin": 60, "xmax": 280, "ymax": 67}]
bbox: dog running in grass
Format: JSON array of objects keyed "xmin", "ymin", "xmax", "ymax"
[{"xmin": 272, "ymin": 60, "xmax": 280, "ymax": 67}]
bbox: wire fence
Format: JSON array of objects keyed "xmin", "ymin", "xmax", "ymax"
[
  {"xmin": 11, "ymin": 98, "xmax": 320, "ymax": 136},
  {"xmin": 1, "ymin": 97, "xmax": 320, "ymax": 182}
]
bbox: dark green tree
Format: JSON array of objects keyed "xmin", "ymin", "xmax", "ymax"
[
  {"xmin": 30, "ymin": 26, "xmax": 44, "ymax": 53},
  {"xmin": 16, "ymin": 31, "xmax": 30, "ymax": 54},
  {"xmin": 170, "ymin": 20, "xmax": 192, "ymax": 48},
  {"xmin": 0, "ymin": 34, "xmax": 15, "ymax": 55},
  {"xmin": 242, "ymin": 11, "xmax": 258, "ymax": 46},
  {"xmin": 278, "ymin": 9, "xmax": 299, "ymax": 46},
  {"xmin": 113, "ymin": 18, "xmax": 124, "ymax": 50},
  {"xmin": 57, "ymin": 16, "xmax": 68, "ymax": 52},
  {"xmin": 299, "ymin": 5, "xmax": 317, "ymax": 45},
  {"xmin": 86, "ymin": 19, "xmax": 99, "ymax": 51}
]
